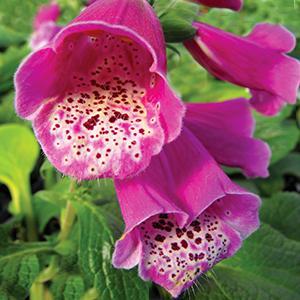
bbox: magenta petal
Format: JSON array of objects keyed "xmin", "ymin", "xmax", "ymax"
[
  {"xmin": 30, "ymin": 22, "xmax": 62, "ymax": 51},
  {"xmin": 34, "ymin": 2, "xmax": 60, "ymax": 30},
  {"xmin": 185, "ymin": 98, "xmax": 271, "ymax": 177},
  {"xmin": 15, "ymin": 0, "xmax": 184, "ymax": 179},
  {"xmin": 184, "ymin": 22, "xmax": 300, "ymax": 115},
  {"xmin": 195, "ymin": 0, "xmax": 243, "ymax": 10},
  {"xmin": 112, "ymin": 229, "xmax": 143, "ymax": 269},
  {"xmin": 113, "ymin": 127, "xmax": 260, "ymax": 297},
  {"xmin": 247, "ymin": 23, "xmax": 296, "ymax": 53},
  {"xmin": 14, "ymin": 48, "xmax": 58, "ymax": 119},
  {"xmin": 114, "ymin": 127, "xmax": 232, "ymax": 229},
  {"xmin": 67, "ymin": 0, "xmax": 166, "ymax": 73}
]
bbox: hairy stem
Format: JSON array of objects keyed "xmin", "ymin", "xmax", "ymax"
[
  {"xmin": 30, "ymin": 179, "xmax": 78, "ymax": 299},
  {"xmin": 21, "ymin": 178, "xmax": 38, "ymax": 241}
]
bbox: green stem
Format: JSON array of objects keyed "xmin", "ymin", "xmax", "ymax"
[
  {"xmin": 58, "ymin": 180, "xmax": 77, "ymax": 241},
  {"xmin": 21, "ymin": 178, "xmax": 38, "ymax": 241},
  {"xmin": 30, "ymin": 180, "xmax": 78, "ymax": 299},
  {"xmin": 30, "ymin": 282, "xmax": 44, "ymax": 300}
]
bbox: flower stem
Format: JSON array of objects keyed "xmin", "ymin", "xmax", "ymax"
[
  {"xmin": 58, "ymin": 180, "xmax": 77, "ymax": 241},
  {"xmin": 30, "ymin": 179, "xmax": 78, "ymax": 299},
  {"xmin": 21, "ymin": 179, "xmax": 38, "ymax": 241}
]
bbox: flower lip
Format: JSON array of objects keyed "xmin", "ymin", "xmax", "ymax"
[
  {"xmin": 52, "ymin": 21, "xmax": 161, "ymax": 74},
  {"xmin": 30, "ymin": 26, "xmax": 168, "ymax": 180}
]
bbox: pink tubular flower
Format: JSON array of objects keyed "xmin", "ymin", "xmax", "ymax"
[
  {"xmin": 30, "ymin": 2, "xmax": 62, "ymax": 50},
  {"xmin": 194, "ymin": 0, "xmax": 243, "ymax": 11},
  {"xmin": 113, "ymin": 98, "xmax": 270, "ymax": 297},
  {"xmin": 15, "ymin": 0, "xmax": 184, "ymax": 180},
  {"xmin": 184, "ymin": 23, "xmax": 300, "ymax": 115}
]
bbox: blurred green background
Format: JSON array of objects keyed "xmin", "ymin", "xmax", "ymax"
[{"xmin": 0, "ymin": 0, "xmax": 299, "ymax": 299}]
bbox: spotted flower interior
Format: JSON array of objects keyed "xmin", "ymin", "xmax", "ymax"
[
  {"xmin": 33, "ymin": 31, "xmax": 165, "ymax": 179},
  {"xmin": 138, "ymin": 204, "xmax": 241, "ymax": 297}
]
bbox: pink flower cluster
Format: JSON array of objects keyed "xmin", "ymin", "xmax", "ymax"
[{"xmin": 14, "ymin": 0, "xmax": 299, "ymax": 297}]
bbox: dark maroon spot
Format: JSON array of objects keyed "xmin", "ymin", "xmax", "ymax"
[
  {"xmin": 165, "ymin": 226, "xmax": 172, "ymax": 232},
  {"xmin": 109, "ymin": 116, "xmax": 116, "ymax": 123},
  {"xmin": 191, "ymin": 220, "xmax": 200, "ymax": 227},
  {"xmin": 83, "ymin": 114, "xmax": 100, "ymax": 130},
  {"xmin": 181, "ymin": 240, "xmax": 188, "ymax": 249},
  {"xmin": 159, "ymin": 214, "xmax": 168, "ymax": 219},
  {"xmin": 194, "ymin": 226, "xmax": 201, "ymax": 232},
  {"xmin": 205, "ymin": 233, "xmax": 213, "ymax": 242},
  {"xmin": 171, "ymin": 243, "xmax": 180, "ymax": 251},
  {"xmin": 154, "ymin": 234, "xmax": 166, "ymax": 243},
  {"xmin": 187, "ymin": 231, "xmax": 194, "ymax": 239},
  {"xmin": 198, "ymin": 253, "xmax": 205, "ymax": 259},
  {"xmin": 152, "ymin": 222, "xmax": 163, "ymax": 230},
  {"xmin": 176, "ymin": 228, "xmax": 184, "ymax": 238},
  {"xmin": 195, "ymin": 238, "xmax": 202, "ymax": 245}
]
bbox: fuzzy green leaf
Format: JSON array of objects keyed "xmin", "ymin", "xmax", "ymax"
[
  {"xmin": 74, "ymin": 201, "xmax": 149, "ymax": 300},
  {"xmin": 0, "ymin": 243, "xmax": 53, "ymax": 299},
  {"xmin": 0, "ymin": 124, "xmax": 39, "ymax": 215}
]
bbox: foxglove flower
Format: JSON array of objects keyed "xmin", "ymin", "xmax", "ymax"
[
  {"xmin": 30, "ymin": 1, "xmax": 62, "ymax": 50},
  {"xmin": 184, "ymin": 23, "xmax": 300, "ymax": 115},
  {"xmin": 15, "ymin": 0, "xmax": 184, "ymax": 180},
  {"xmin": 194, "ymin": 0, "xmax": 243, "ymax": 11},
  {"xmin": 113, "ymin": 98, "xmax": 269, "ymax": 297}
]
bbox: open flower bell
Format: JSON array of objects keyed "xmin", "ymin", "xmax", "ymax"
[
  {"xmin": 15, "ymin": 0, "xmax": 184, "ymax": 180},
  {"xmin": 113, "ymin": 98, "xmax": 270, "ymax": 297}
]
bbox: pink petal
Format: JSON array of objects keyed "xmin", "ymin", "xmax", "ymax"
[
  {"xmin": 113, "ymin": 127, "xmax": 260, "ymax": 297},
  {"xmin": 247, "ymin": 23, "xmax": 296, "ymax": 53},
  {"xmin": 34, "ymin": 2, "xmax": 60, "ymax": 30},
  {"xmin": 15, "ymin": 0, "xmax": 184, "ymax": 179},
  {"xmin": 185, "ymin": 98, "xmax": 271, "ymax": 177},
  {"xmin": 67, "ymin": 0, "xmax": 167, "ymax": 74},
  {"xmin": 184, "ymin": 22, "xmax": 300, "ymax": 115},
  {"xmin": 195, "ymin": 0, "xmax": 243, "ymax": 10},
  {"xmin": 14, "ymin": 48, "xmax": 58, "ymax": 119},
  {"xmin": 30, "ymin": 22, "xmax": 62, "ymax": 51}
]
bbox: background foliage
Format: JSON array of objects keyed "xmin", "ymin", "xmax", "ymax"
[{"xmin": 0, "ymin": 0, "xmax": 299, "ymax": 299}]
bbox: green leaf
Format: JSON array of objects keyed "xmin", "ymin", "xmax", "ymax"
[
  {"xmin": 0, "ymin": 25, "xmax": 26, "ymax": 47},
  {"xmin": 39, "ymin": 160, "xmax": 61, "ymax": 190},
  {"xmin": 254, "ymin": 153, "xmax": 300, "ymax": 196},
  {"xmin": 0, "ymin": 0, "xmax": 47, "ymax": 35},
  {"xmin": 255, "ymin": 108, "xmax": 299, "ymax": 164},
  {"xmin": 50, "ymin": 273, "xmax": 85, "ymax": 300},
  {"xmin": 33, "ymin": 191, "xmax": 66, "ymax": 232},
  {"xmin": 260, "ymin": 192, "xmax": 300, "ymax": 242},
  {"xmin": 0, "ymin": 243, "xmax": 53, "ymax": 299},
  {"xmin": 153, "ymin": 0, "xmax": 198, "ymax": 43},
  {"xmin": 0, "ymin": 216, "xmax": 23, "ymax": 246},
  {"xmin": 0, "ymin": 124, "xmax": 39, "ymax": 215},
  {"xmin": 0, "ymin": 92, "xmax": 29, "ymax": 126},
  {"xmin": 0, "ymin": 45, "xmax": 30, "ymax": 93},
  {"xmin": 74, "ymin": 200, "xmax": 150, "ymax": 300},
  {"xmin": 270, "ymin": 153, "xmax": 300, "ymax": 178}
]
